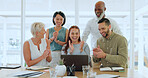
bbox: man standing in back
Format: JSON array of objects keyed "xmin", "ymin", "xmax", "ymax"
[{"xmin": 82, "ymin": 1, "xmax": 122, "ymax": 49}]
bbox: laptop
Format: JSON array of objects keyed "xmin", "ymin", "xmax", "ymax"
[{"xmin": 61, "ymin": 55, "xmax": 88, "ymax": 71}]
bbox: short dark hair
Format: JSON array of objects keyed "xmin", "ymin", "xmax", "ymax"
[
  {"xmin": 52, "ymin": 11, "xmax": 66, "ymax": 26},
  {"xmin": 98, "ymin": 18, "xmax": 111, "ymax": 26}
]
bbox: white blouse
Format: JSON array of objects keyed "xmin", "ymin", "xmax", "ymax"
[{"xmin": 28, "ymin": 38, "xmax": 49, "ymax": 67}]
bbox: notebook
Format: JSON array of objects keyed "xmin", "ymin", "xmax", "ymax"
[{"xmin": 61, "ymin": 55, "xmax": 88, "ymax": 71}]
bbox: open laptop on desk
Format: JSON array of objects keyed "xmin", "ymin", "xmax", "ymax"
[{"xmin": 61, "ymin": 55, "xmax": 88, "ymax": 71}]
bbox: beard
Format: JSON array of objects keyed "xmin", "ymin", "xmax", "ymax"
[
  {"xmin": 102, "ymin": 28, "xmax": 110, "ymax": 38},
  {"xmin": 96, "ymin": 10, "xmax": 105, "ymax": 21}
]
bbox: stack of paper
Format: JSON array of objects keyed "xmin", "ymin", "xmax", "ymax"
[
  {"xmin": 100, "ymin": 67, "xmax": 124, "ymax": 72},
  {"xmin": 112, "ymin": 67, "xmax": 124, "ymax": 71},
  {"xmin": 63, "ymin": 76, "xmax": 78, "ymax": 78},
  {"xmin": 0, "ymin": 65, "xmax": 21, "ymax": 69},
  {"xmin": 26, "ymin": 66, "xmax": 50, "ymax": 70},
  {"xmin": 100, "ymin": 67, "xmax": 112, "ymax": 71},
  {"xmin": 96, "ymin": 74, "xmax": 120, "ymax": 78},
  {"xmin": 9, "ymin": 71, "xmax": 44, "ymax": 77}
]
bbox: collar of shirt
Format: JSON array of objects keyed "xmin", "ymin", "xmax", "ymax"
[
  {"xmin": 94, "ymin": 16, "xmax": 102, "ymax": 22},
  {"xmin": 102, "ymin": 32, "xmax": 115, "ymax": 40}
]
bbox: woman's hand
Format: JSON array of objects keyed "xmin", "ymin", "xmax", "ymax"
[
  {"xmin": 54, "ymin": 36, "xmax": 59, "ymax": 43},
  {"xmin": 69, "ymin": 40, "xmax": 74, "ymax": 54},
  {"xmin": 46, "ymin": 49, "xmax": 51, "ymax": 56},
  {"xmin": 53, "ymin": 31, "xmax": 58, "ymax": 39},
  {"xmin": 80, "ymin": 41, "xmax": 84, "ymax": 52},
  {"xmin": 45, "ymin": 48, "xmax": 52, "ymax": 62},
  {"xmin": 42, "ymin": 49, "xmax": 50, "ymax": 59}
]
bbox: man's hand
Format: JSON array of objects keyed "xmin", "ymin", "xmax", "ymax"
[{"xmin": 93, "ymin": 45, "xmax": 106, "ymax": 58}]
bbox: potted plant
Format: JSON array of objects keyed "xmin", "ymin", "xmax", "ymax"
[{"xmin": 55, "ymin": 58, "xmax": 66, "ymax": 76}]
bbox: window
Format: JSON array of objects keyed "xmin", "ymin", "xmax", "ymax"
[
  {"xmin": 0, "ymin": 0, "xmax": 21, "ymax": 65},
  {"xmin": 0, "ymin": 1, "xmax": 148, "ymax": 74},
  {"xmin": 135, "ymin": 0, "xmax": 148, "ymax": 74}
]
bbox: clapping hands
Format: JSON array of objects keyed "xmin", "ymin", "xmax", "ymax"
[
  {"xmin": 69, "ymin": 40, "xmax": 74, "ymax": 54},
  {"xmin": 93, "ymin": 45, "xmax": 106, "ymax": 58},
  {"xmin": 42, "ymin": 49, "xmax": 51, "ymax": 59},
  {"xmin": 80, "ymin": 41, "xmax": 84, "ymax": 52},
  {"xmin": 53, "ymin": 31, "xmax": 58, "ymax": 40}
]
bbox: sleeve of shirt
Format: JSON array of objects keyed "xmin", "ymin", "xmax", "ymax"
[
  {"xmin": 109, "ymin": 18, "xmax": 123, "ymax": 35},
  {"xmin": 104, "ymin": 37, "xmax": 128, "ymax": 68},
  {"xmin": 82, "ymin": 20, "xmax": 91, "ymax": 42}
]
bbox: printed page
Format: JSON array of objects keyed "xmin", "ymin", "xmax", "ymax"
[
  {"xmin": 96, "ymin": 74, "xmax": 120, "ymax": 78},
  {"xmin": 112, "ymin": 67, "xmax": 124, "ymax": 71},
  {"xmin": 9, "ymin": 71, "xmax": 44, "ymax": 77},
  {"xmin": 26, "ymin": 66, "xmax": 50, "ymax": 70},
  {"xmin": 100, "ymin": 67, "xmax": 112, "ymax": 71}
]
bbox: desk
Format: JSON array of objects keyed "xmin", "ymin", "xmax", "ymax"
[{"xmin": 0, "ymin": 68, "xmax": 146, "ymax": 78}]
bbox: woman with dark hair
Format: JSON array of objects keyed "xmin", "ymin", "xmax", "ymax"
[
  {"xmin": 62, "ymin": 26, "xmax": 90, "ymax": 63},
  {"xmin": 46, "ymin": 11, "xmax": 68, "ymax": 66}
]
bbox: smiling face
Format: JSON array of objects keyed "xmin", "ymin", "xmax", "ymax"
[
  {"xmin": 98, "ymin": 22, "xmax": 110, "ymax": 38},
  {"xmin": 95, "ymin": 1, "xmax": 106, "ymax": 18},
  {"xmin": 54, "ymin": 14, "xmax": 64, "ymax": 27},
  {"xmin": 69, "ymin": 28, "xmax": 80, "ymax": 43}
]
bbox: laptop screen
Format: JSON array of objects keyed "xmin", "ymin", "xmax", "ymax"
[{"xmin": 61, "ymin": 55, "xmax": 88, "ymax": 71}]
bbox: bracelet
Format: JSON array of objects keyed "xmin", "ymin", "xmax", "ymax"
[
  {"xmin": 56, "ymin": 40, "xmax": 59, "ymax": 43},
  {"xmin": 49, "ymin": 38, "xmax": 53, "ymax": 42}
]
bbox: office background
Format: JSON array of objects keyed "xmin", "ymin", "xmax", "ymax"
[{"xmin": 0, "ymin": 0, "xmax": 147, "ymax": 75}]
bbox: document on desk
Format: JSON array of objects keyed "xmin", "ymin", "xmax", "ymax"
[
  {"xmin": 112, "ymin": 67, "xmax": 124, "ymax": 71},
  {"xmin": 63, "ymin": 76, "xmax": 78, "ymax": 78},
  {"xmin": 100, "ymin": 67, "xmax": 124, "ymax": 72},
  {"xmin": 100, "ymin": 67, "xmax": 112, "ymax": 71},
  {"xmin": 9, "ymin": 71, "xmax": 45, "ymax": 77},
  {"xmin": 96, "ymin": 74, "xmax": 120, "ymax": 78},
  {"xmin": 26, "ymin": 66, "xmax": 50, "ymax": 70},
  {"xmin": 0, "ymin": 65, "xmax": 21, "ymax": 69}
]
